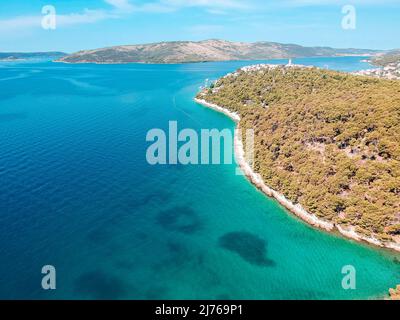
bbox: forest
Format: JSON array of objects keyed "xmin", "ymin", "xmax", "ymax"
[{"xmin": 198, "ymin": 66, "xmax": 400, "ymax": 243}]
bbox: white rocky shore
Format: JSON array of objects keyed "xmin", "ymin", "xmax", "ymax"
[
  {"xmin": 353, "ymin": 61, "xmax": 400, "ymax": 80},
  {"xmin": 195, "ymin": 90, "xmax": 400, "ymax": 253},
  {"xmin": 221, "ymin": 62, "xmax": 313, "ymax": 79},
  {"xmin": 231, "ymin": 60, "xmax": 400, "ymax": 82},
  {"xmin": 195, "ymin": 97, "xmax": 334, "ymax": 232}
]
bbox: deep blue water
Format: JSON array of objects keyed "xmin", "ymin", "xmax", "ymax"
[{"xmin": 0, "ymin": 57, "xmax": 399, "ymax": 299}]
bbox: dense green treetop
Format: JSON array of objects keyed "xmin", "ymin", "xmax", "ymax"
[{"xmin": 198, "ymin": 66, "xmax": 400, "ymax": 243}]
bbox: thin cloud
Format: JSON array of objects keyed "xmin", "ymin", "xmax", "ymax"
[
  {"xmin": 57, "ymin": 9, "xmax": 117, "ymax": 26},
  {"xmin": 0, "ymin": 15, "xmax": 41, "ymax": 30},
  {"xmin": 104, "ymin": 0, "xmax": 173, "ymax": 13},
  {"xmin": 0, "ymin": 0, "xmax": 247, "ymax": 33},
  {"xmin": 280, "ymin": 0, "xmax": 400, "ymax": 7},
  {"xmin": 160, "ymin": 0, "xmax": 250, "ymax": 10},
  {"xmin": 104, "ymin": 0, "xmax": 135, "ymax": 11},
  {"xmin": 110, "ymin": 0, "xmax": 252, "ymax": 13},
  {"xmin": 0, "ymin": 9, "xmax": 115, "ymax": 32}
]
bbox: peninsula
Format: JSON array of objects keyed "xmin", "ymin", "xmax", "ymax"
[
  {"xmin": 355, "ymin": 51, "xmax": 400, "ymax": 80},
  {"xmin": 196, "ymin": 64, "xmax": 400, "ymax": 252},
  {"xmin": 371, "ymin": 50, "xmax": 400, "ymax": 67}
]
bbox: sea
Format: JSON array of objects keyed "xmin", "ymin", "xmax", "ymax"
[{"xmin": 0, "ymin": 56, "xmax": 399, "ymax": 299}]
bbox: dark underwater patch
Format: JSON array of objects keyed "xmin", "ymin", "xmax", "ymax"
[
  {"xmin": 137, "ymin": 191, "xmax": 172, "ymax": 207},
  {"xmin": 218, "ymin": 231, "xmax": 275, "ymax": 267},
  {"xmin": 156, "ymin": 206, "xmax": 202, "ymax": 234},
  {"xmin": 115, "ymin": 260, "xmax": 136, "ymax": 271},
  {"xmin": 167, "ymin": 241, "xmax": 186, "ymax": 255},
  {"xmin": 86, "ymin": 228, "xmax": 111, "ymax": 245},
  {"xmin": 74, "ymin": 271, "xmax": 128, "ymax": 299},
  {"xmin": 151, "ymin": 240, "xmax": 205, "ymax": 274}
]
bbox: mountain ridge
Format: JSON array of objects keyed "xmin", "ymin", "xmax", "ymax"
[{"xmin": 56, "ymin": 39, "xmax": 382, "ymax": 64}]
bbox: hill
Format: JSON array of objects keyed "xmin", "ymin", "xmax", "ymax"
[
  {"xmin": 57, "ymin": 40, "xmax": 381, "ymax": 64},
  {"xmin": 371, "ymin": 50, "xmax": 400, "ymax": 66},
  {"xmin": 197, "ymin": 64, "xmax": 400, "ymax": 249},
  {"xmin": 0, "ymin": 52, "xmax": 66, "ymax": 61}
]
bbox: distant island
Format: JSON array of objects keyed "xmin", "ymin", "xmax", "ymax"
[
  {"xmin": 0, "ymin": 52, "xmax": 66, "ymax": 62},
  {"xmin": 370, "ymin": 50, "xmax": 400, "ymax": 67},
  {"xmin": 56, "ymin": 39, "xmax": 382, "ymax": 64},
  {"xmin": 353, "ymin": 51, "xmax": 400, "ymax": 80},
  {"xmin": 196, "ymin": 64, "xmax": 400, "ymax": 252},
  {"xmin": 353, "ymin": 61, "xmax": 400, "ymax": 80}
]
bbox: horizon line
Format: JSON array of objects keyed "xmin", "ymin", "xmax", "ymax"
[{"xmin": 1, "ymin": 39, "xmax": 396, "ymax": 54}]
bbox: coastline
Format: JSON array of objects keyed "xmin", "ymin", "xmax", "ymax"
[
  {"xmin": 54, "ymin": 54, "xmax": 374, "ymax": 66},
  {"xmin": 194, "ymin": 97, "xmax": 400, "ymax": 253}
]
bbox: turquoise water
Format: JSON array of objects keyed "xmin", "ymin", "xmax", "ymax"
[{"xmin": 0, "ymin": 57, "xmax": 399, "ymax": 300}]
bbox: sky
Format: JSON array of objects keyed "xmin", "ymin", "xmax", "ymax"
[{"xmin": 0, "ymin": 0, "xmax": 399, "ymax": 53}]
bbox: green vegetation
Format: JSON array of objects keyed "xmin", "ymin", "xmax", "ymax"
[{"xmin": 198, "ymin": 66, "xmax": 400, "ymax": 243}]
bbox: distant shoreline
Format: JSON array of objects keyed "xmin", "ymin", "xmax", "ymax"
[
  {"xmin": 54, "ymin": 54, "xmax": 375, "ymax": 66},
  {"xmin": 53, "ymin": 59, "xmax": 210, "ymax": 65},
  {"xmin": 194, "ymin": 96, "xmax": 400, "ymax": 253}
]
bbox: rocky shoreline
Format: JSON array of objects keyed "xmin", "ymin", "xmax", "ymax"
[
  {"xmin": 194, "ymin": 97, "xmax": 400, "ymax": 253},
  {"xmin": 353, "ymin": 61, "xmax": 400, "ymax": 80}
]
